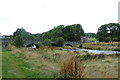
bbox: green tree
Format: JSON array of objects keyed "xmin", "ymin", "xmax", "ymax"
[
  {"xmin": 63, "ymin": 24, "xmax": 84, "ymax": 41},
  {"xmin": 56, "ymin": 37, "xmax": 65, "ymax": 47},
  {"xmin": 97, "ymin": 23, "xmax": 120, "ymax": 42},
  {"xmin": 63, "ymin": 25, "xmax": 76, "ymax": 41},
  {"xmin": 51, "ymin": 27, "xmax": 63, "ymax": 40},
  {"xmin": 37, "ymin": 24, "xmax": 84, "ymax": 41},
  {"xmin": 74, "ymin": 24, "xmax": 85, "ymax": 41},
  {"xmin": 41, "ymin": 32, "xmax": 51, "ymax": 40},
  {"xmin": 85, "ymin": 33, "xmax": 96, "ymax": 38},
  {"xmin": 13, "ymin": 28, "xmax": 35, "ymax": 40},
  {"xmin": 13, "ymin": 35, "xmax": 24, "ymax": 47}
]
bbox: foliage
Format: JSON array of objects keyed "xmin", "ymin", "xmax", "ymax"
[
  {"xmin": 13, "ymin": 28, "xmax": 36, "ymax": 47},
  {"xmin": 63, "ymin": 24, "xmax": 84, "ymax": 41},
  {"xmin": 13, "ymin": 28, "xmax": 35, "ymax": 40},
  {"xmin": 97, "ymin": 23, "xmax": 120, "ymax": 42},
  {"xmin": 88, "ymin": 38, "xmax": 97, "ymax": 42},
  {"xmin": 79, "ymin": 43, "xmax": 83, "ymax": 48},
  {"xmin": 13, "ymin": 35, "xmax": 24, "ymax": 48},
  {"xmin": 11, "ymin": 24, "xmax": 85, "ymax": 48},
  {"xmin": 41, "ymin": 25, "xmax": 64, "ymax": 41},
  {"xmin": 44, "ymin": 39, "xmax": 51, "ymax": 46},
  {"xmin": 38, "ymin": 42, "xmax": 43, "ymax": 47},
  {"xmin": 85, "ymin": 33, "xmax": 96, "ymax": 38},
  {"xmin": 56, "ymin": 37, "xmax": 65, "ymax": 47},
  {"xmin": 51, "ymin": 25, "xmax": 64, "ymax": 40},
  {"xmin": 40, "ymin": 24, "xmax": 84, "ymax": 41},
  {"xmin": 62, "ymin": 25, "xmax": 76, "ymax": 41}
]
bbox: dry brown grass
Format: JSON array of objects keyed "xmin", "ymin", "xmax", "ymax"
[
  {"xmin": 61, "ymin": 57, "xmax": 85, "ymax": 78},
  {"xmin": 5, "ymin": 44, "xmax": 119, "ymax": 78},
  {"xmin": 83, "ymin": 42, "xmax": 120, "ymax": 51}
]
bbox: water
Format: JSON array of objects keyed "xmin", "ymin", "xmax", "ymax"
[{"xmin": 63, "ymin": 48, "xmax": 120, "ymax": 54}]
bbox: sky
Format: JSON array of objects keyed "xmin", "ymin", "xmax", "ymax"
[{"xmin": 0, "ymin": 0, "xmax": 119, "ymax": 35}]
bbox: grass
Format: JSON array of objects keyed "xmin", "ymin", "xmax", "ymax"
[
  {"xmin": 83, "ymin": 57, "xmax": 118, "ymax": 78},
  {"xmin": 88, "ymin": 38, "xmax": 97, "ymax": 42},
  {"xmin": 2, "ymin": 51, "xmax": 41, "ymax": 78},
  {"xmin": 82, "ymin": 42, "xmax": 120, "ymax": 51},
  {"xmin": 2, "ymin": 44, "xmax": 119, "ymax": 78},
  {"xmin": 0, "ymin": 45, "xmax": 2, "ymax": 79}
]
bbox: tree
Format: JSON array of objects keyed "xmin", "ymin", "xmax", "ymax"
[
  {"xmin": 56, "ymin": 37, "xmax": 65, "ymax": 47},
  {"xmin": 74, "ymin": 24, "xmax": 85, "ymax": 41},
  {"xmin": 51, "ymin": 26, "xmax": 63, "ymax": 40},
  {"xmin": 63, "ymin": 25, "xmax": 76, "ymax": 41},
  {"xmin": 63, "ymin": 24, "xmax": 84, "ymax": 41},
  {"xmin": 97, "ymin": 23, "xmax": 120, "ymax": 42},
  {"xmin": 13, "ymin": 28, "xmax": 36, "ymax": 47},
  {"xmin": 85, "ymin": 33, "xmax": 96, "ymax": 38},
  {"xmin": 13, "ymin": 35, "xmax": 24, "ymax": 47},
  {"xmin": 13, "ymin": 28, "xmax": 35, "ymax": 40}
]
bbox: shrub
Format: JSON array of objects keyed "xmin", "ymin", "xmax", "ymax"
[
  {"xmin": 61, "ymin": 57, "xmax": 85, "ymax": 78},
  {"xmin": 79, "ymin": 43, "xmax": 83, "ymax": 48},
  {"xmin": 38, "ymin": 42, "xmax": 43, "ymax": 47},
  {"xmin": 56, "ymin": 37, "xmax": 65, "ymax": 47},
  {"xmin": 44, "ymin": 39, "xmax": 51, "ymax": 46}
]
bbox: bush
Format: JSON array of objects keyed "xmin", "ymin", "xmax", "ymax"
[
  {"xmin": 56, "ymin": 37, "xmax": 65, "ymax": 47},
  {"xmin": 44, "ymin": 39, "xmax": 51, "ymax": 46},
  {"xmin": 38, "ymin": 42, "xmax": 43, "ymax": 47},
  {"xmin": 79, "ymin": 43, "xmax": 83, "ymax": 48}
]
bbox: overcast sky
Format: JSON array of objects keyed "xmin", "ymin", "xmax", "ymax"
[{"xmin": 0, "ymin": 0, "xmax": 119, "ymax": 35}]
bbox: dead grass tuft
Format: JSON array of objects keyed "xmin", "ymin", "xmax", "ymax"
[{"xmin": 61, "ymin": 57, "xmax": 85, "ymax": 78}]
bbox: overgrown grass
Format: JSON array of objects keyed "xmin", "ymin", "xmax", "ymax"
[
  {"xmin": 0, "ymin": 45, "xmax": 2, "ymax": 79},
  {"xmin": 2, "ymin": 44, "xmax": 119, "ymax": 78},
  {"xmin": 82, "ymin": 42, "xmax": 120, "ymax": 51},
  {"xmin": 2, "ymin": 51, "xmax": 42, "ymax": 78}
]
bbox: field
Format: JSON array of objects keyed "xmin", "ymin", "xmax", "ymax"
[
  {"xmin": 0, "ymin": 42, "xmax": 2, "ymax": 79},
  {"xmin": 82, "ymin": 42, "xmax": 120, "ymax": 51},
  {"xmin": 2, "ymin": 44, "xmax": 119, "ymax": 78}
]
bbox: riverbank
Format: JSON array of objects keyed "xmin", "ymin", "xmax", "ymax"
[
  {"xmin": 63, "ymin": 48, "xmax": 120, "ymax": 54},
  {"xmin": 2, "ymin": 45, "xmax": 119, "ymax": 78},
  {"xmin": 82, "ymin": 42, "xmax": 120, "ymax": 51}
]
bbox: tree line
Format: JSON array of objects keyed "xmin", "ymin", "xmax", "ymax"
[
  {"xmin": 7, "ymin": 23, "xmax": 120, "ymax": 47},
  {"xmin": 97, "ymin": 23, "xmax": 120, "ymax": 42},
  {"xmin": 12, "ymin": 24, "xmax": 85, "ymax": 47}
]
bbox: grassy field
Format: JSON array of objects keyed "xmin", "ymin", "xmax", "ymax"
[
  {"xmin": 82, "ymin": 42, "xmax": 120, "ymax": 51},
  {"xmin": 2, "ymin": 44, "xmax": 119, "ymax": 78},
  {"xmin": 0, "ymin": 41, "xmax": 2, "ymax": 79},
  {"xmin": 0, "ymin": 44, "xmax": 2, "ymax": 79}
]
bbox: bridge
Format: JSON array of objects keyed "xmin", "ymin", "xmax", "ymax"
[
  {"xmin": 1, "ymin": 38, "xmax": 81, "ymax": 48},
  {"xmin": 24, "ymin": 40, "xmax": 81, "ymax": 47}
]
